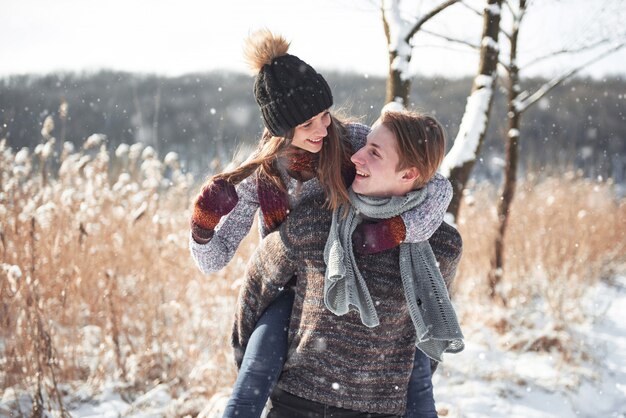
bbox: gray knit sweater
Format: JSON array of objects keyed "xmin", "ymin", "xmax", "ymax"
[
  {"xmin": 232, "ymin": 196, "xmax": 463, "ymax": 416},
  {"xmin": 190, "ymin": 123, "xmax": 453, "ymax": 274}
]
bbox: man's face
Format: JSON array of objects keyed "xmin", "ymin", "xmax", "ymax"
[{"xmin": 350, "ymin": 122, "xmax": 414, "ymax": 198}]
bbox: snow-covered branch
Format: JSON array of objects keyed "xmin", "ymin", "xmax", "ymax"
[
  {"xmin": 383, "ymin": 0, "xmax": 462, "ymax": 52},
  {"xmin": 382, "ymin": 0, "xmax": 463, "ymax": 84},
  {"xmin": 382, "ymin": 0, "xmax": 411, "ymax": 53}
]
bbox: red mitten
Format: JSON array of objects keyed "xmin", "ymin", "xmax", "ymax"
[
  {"xmin": 352, "ymin": 216, "xmax": 406, "ymax": 255},
  {"xmin": 191, "ymin": 178, "xmax": 239, "ymax": 243}
]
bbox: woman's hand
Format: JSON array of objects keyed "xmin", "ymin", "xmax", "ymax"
[
  {"xmin": 352, "ymin": 216, "xmax": 406, "ymax": 255},
  {"xmin": 190, "ymin": 178, "xmax": 239, "ymax": 243}
]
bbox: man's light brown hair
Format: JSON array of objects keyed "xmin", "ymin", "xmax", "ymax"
[{"xmin": 380, "ymin": 110, "xmax": 446, "ymax": 189}]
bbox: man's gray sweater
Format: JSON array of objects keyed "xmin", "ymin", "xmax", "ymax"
[{"xmin": 232, "ymin": 196, "xmax": 462, "ymax": 416}]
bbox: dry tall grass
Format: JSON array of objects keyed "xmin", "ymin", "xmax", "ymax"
[
  {"xmin": 1, "ymin": 136, "xmax": 624, "ymax": 415},
  {"xmin": 453, "ymin": 173, "xmax": 625, "ymax": 366},
  {"xmin": 0, "ymin": 137, "xmax": 254, "ymax": 414}
]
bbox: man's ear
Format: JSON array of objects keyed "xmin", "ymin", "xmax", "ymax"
[{"xmin": 401, "ymin": 167, "xmax": 420, "ymax": 183}]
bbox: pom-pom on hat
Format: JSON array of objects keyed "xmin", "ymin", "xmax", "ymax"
[{"xmin": 244, "ymin": 29, "xmax": 333, "ymax": 137}]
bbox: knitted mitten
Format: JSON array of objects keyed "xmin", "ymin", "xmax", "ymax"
[
  {"xmin": 191, "ymin": 178, "xmax": 239, "ymax": 244},
  {"xmin": 257, "ymin": 179, "xmax": 290, "ymax": 234},
  {"xmin": 352, "ymin": 215, "xmax": 406, "ymax": 255}
]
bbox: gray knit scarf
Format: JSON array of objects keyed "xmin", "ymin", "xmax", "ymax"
[{"xmin": 323, "ymin": 188, "xmax": 464, "ymax": 361}]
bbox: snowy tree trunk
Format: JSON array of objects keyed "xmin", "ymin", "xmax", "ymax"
[
  {"xmin": 382, "ymin": 2, "xmax": 412, "ymax": 106},
  {"xmin": 381, "ymin": 0, "xmax": 460, "ymax": 107},
  {"xmin": 385, "ymin": 50, "xmax": 411, "ymax": 106},
  {"xmin": 489, "ymin": 0, "xmax": 525, "ymax": 301},
  {"xmin": 490, "ymin": 71, "xmax": 521, "ymax": 302},
  {"xmin": 441, "ymin": 0, "xmax": 502, "ymax": 220}
]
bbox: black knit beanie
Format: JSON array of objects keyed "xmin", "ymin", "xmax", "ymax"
[{"xmin": 254, "ymin": 54, "xmax": 333, "ymax": 137}]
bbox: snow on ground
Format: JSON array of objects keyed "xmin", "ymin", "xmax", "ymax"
[
  {"xmin": 434, "ymin": 275, "xmax": 626, "ymax": 418},
  {"xmin": 2, "ymin": 276, "xmax": 625, "ymax": 417}
]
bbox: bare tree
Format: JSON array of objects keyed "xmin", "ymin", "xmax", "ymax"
[
  {"xmin": 381, "ymin": 0, "xmax": 461, "ymax": 106},
  {"xmin": 439, "ymin": 0, "xmax": 504, "ymax": 220},
  {"xmin": 488, "ymin": 0, "xmax": 626, "ymax": 301}
]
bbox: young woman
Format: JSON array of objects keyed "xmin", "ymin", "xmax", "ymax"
[{"xmin": 189, "ymin": 30, "xmax": 452, "ymax": 418}]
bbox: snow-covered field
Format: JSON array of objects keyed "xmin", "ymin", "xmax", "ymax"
[
  {"xmin": 2, "ymin": 138, "xmax": 624, "ymax": 417},
  {"xmin": 433, "ymin": 276, "xmax": 626, "ymax": 418},
  {"xmin": 3, "ymin": 276, "xmax": 623, "ymax": 418}
]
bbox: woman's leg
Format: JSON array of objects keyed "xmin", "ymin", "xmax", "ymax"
[
  {"xmin": 403, "ymin": 349, "xmax": 438, "ymax": 418},
  {"xmin": 223, "ymin": 288, "xmax": 295, "ymax": 418}
]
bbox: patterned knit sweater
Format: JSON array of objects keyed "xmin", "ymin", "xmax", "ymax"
[
  {"xmin": 232, "ymin": 196, "xmax": 463, "ymax": 416},
  {"xmin": 189, "ymin": 122, "xmax": 453, "ymax": 274}
]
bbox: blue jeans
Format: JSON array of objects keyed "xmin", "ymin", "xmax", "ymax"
[
  {"xmin": 222, "ymin": 289, "xmax": 295, "ymax": 418},
  {"xmin": 403, "ymin": 349, "xmax": 437, "ymax": 418},
  {"xmin": 224, "ymin": 289, "xmax": 437, "ymax": 418}
]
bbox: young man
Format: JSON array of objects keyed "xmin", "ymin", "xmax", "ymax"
[{"xmin": 232, "ymin": 110, "xmax": 464, "ymax": 417}]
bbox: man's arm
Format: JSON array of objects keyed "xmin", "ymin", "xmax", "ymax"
[{"xmin": 231, "ymin": 229, "xmax": 297, "ymax": 366}]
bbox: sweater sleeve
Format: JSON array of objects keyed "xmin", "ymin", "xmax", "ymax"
[
  {"xmin": 401, "ymin": 173, "xmax": 453, "ymax": 243},
  {"xmin": 231, "ymin": 229, "xmax": 298, "ymax": 367},
  {"xmin": 345, "ymin": 122, "xmax": 370, "ymax": 152},
  {"xmin": 428, "ymin": 221, "xmax": 463, "ymax": 291},
  {"xmin": 189, "ymin": 176, "xmax": 259, "ymax": 274}
]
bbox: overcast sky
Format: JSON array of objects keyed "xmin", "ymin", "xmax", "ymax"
[{"xmin": 2, "ymin": 0, "xmax": 625, "ymax": 79}]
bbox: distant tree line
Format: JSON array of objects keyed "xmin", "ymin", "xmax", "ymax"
[{"xmin": 0, "ymin": 70, "xmax": 624, "ymax": 184}]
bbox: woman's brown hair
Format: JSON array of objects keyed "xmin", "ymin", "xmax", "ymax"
[{"xmin": 211, "ymin": 113, "xmax": 354, "ymax": 211}]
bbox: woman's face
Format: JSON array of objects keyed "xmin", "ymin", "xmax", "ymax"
[{"xmin": 290, "ymin": 110, "xmax": 331, "ymax": 153}]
